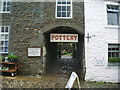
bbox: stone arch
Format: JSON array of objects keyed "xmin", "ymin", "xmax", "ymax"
[
  {"xmin": 40, "ymin": 22, "xmax": 84, "ymax": 34},
  {"xmin": 42, "ymin": 25, "xmax": 85, "ymax": 80}
]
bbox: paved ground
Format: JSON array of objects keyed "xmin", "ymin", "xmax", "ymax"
[
  {"xmin": 0, "ymin": 74, "xmax": 120, "ymax": 89},
  {"xmin": 0, "ymin": 56, "xmax": 120, "ymax": 89}
]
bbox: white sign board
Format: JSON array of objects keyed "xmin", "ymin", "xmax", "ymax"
[
  {"xmin": 50, "ymin": 34, "xmax": 78, "ymax": 42},
  {"xmin": 65, "ymin": 72, "xmax": 80, "ymax": 88},
  {"xmin": 28, "ymin": 47, "xmax": 42, "ymax": 57}
]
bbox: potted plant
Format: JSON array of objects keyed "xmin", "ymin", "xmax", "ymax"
[
  {"xmin": 108, "ymin": 57, "xmax": 120, "ymax": 66},
  {"xmin": 0, "ymin": 56, "xmax": 2, "ymax": 62},
  {"xmin": 108, "ymin": 57, "xmax": 120, "ymax": 62},
  {"xmin": 8, "ymin": 55, "xmax": 18, "ymax": 62},
  {"xmin": 0, "ymin": 56, "xmax": 5, "ymax": 62}
]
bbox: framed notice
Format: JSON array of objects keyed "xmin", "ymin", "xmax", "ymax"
[{"xmin": 28, "ymin": 46, "xmax": 42, "ymax": 57}]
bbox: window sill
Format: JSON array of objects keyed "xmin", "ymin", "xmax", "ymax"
[
  {"xmin": 0, "ymin": 12, "xmax": 10, "ymax": 14},
  {"xmin": 55, "ymin": 17, "xmax": 72, "ymax": 19},
  {"xmin": 0, "ymin": 52, "xmax": 8, "ymax": 54},
  {"xmin": 108, "ymin": 62, "xmax": 120, "ymax": 66},
  {"xmin": 105, "ymin": 25, "xmax": 120, "ymax": 29}
]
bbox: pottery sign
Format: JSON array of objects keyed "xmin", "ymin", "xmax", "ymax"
[{"xmin": 50, "ymin": 34, "xmax": 78, "ymax": 42}]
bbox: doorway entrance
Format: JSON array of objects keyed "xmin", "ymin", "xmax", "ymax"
[
  {"xmin": 57, "ymin": 43, "xmax": 76, "ymax": 59},
  {"xmin": 44, "ymin": 26, "xmax": 85, "ymax": 80}
]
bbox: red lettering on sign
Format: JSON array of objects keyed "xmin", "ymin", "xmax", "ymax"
[
  {"xmin": 74, "ymin": 35, "xmax": 77, "ymax": 40},
  {"xmin": 59, "ymin": 35, "xmax": 62, "ymax": 40},
  {"xmin": 67, "ymin": 35, "xmax": 70, "ymax": 40},
  {"xmin": 51, "ymin": 34, "xmax": 78, "ymax": 42},
  {"xmin": 63, "ymin": 35, "xmax": 66, "ymax": 40},
  {"xmin": 70, "ymin": 35, "xmax": 74, "ymax": 40},
  {"xmin": 52, "ymin": 35, "xmax": 55, "ymax": 40},
  {"xmin": 55, "ymin": 35, "xmax": 59, "ymax": 40}
]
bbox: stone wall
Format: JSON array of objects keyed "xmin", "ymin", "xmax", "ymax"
[{"xmin": 8, "ymin": 1, "xmax": 85, "ymax": 75}]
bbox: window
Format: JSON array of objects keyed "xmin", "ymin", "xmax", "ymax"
[
  {"xmin": 108, "ymin": 44, "xmax": 120, "ymax": 58},
  {"xmin": 107, "ymin": 5, "xmax": 119, "ymax": 25},
  {"xmin": 56, "ymin": 0, "xmax": 72, "ymax": 18},
  {"xmin": 0, "ymin": 26, "xmax": 10, "ymax": 53},
  {"xmin": 0, "ymin": 0, "xmax": 11, "ymax": 13}
]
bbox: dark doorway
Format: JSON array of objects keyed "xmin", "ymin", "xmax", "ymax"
[{"xmin": 44, "ymin": 26, "xmax": 85, "ymax": 80}]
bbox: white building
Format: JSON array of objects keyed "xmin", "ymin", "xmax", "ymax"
[{"xmin": 85, "ymin": 0, "xmax": 120, "ymax": 83}]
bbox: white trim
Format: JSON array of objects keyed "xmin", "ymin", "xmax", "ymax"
[
  {"xmin": 0, "ymin": 26, "xmax": 10, "ymax": 54},
  {"xmin": 55, "ymin": 0, "xmax": 73, "ymax": 19},
  {"xmin": 104, "ymin": 1, "xmax": 119, "ymax": 27},
  {"xmin": 106, "ymin": 43, "xmax": 120, "ymax": 67},
  {"xmin": 0, "ymin": 0, "xmax": 11, "ymax": 13},
  {"xmin": 104, "ymin": 2, "xmax": 119, "ymax": 6}
]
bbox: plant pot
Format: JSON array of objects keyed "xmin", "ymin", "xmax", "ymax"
[
  {"xmin": 9, "ymin": 59, "xmax": 17, "ymax": 62},
  {"xmin": 2, "ymin": 60, "xmax": 5, "ymax": 62}
]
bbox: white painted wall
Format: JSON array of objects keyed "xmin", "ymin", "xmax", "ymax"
[{"xmin": 84, "ymin": 0, "xmax": 120, "ymax": 83}]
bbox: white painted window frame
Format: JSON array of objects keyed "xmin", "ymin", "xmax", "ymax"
[
  {"xmin": 108, "ymin": 44, "xmax": 120, "ymax": 58},
  {"xmin": 0, "ymin": 26, "xmax": 10, "ymax": 54},
  {"xmin": 55, "ymin": 0, "xmax": 73, "ymax": 19},
  {"xmin": 106, "ymin": 43, "xmax": 120, "ymax": 67},
  {"xmin": 104, "ymin": 2, "xmax": 119, "ymax": 27},
  {"xmin": 0, "ymin": 0, "xmax": 11, "ymax": 13}
]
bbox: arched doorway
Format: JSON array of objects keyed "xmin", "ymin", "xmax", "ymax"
[{"xmin": 44, "ymin": 26, "xmax": 85, "ymax": 80}]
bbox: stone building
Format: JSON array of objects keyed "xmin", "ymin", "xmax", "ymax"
[{"xmin": 0, "ymin": 0, "xmax": 120, "ymax": 83}]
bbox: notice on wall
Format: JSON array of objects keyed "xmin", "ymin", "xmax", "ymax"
[
  {"xmin": 95, "ymin": 60, "xmax": 104, "ymax": 66},
  {"xmin": 28, "ymin": 47, "xmax": 42, "ymax": 57},
  {"xmin": 50, "ymin": 34, "xmax": 78, "ymax": 42}
]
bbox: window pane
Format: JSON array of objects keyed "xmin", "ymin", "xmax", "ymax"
[
  {"xmin": 58, "ymin": 0, "xmax": 61, "ymax": 4},
  {"xmin": 112, "ymin": 48, "xmax": 116, "ymax": 50},
  {"xmin": 5, "ymin": 47, "xmax": 8, "ymax": 52},
  {"xmin": 62, "ymin": 12, "xmax": 66, "ymax": 17},
  {"xmin": 2, "ymin": 0, "xmax": 11, "ymax": 12},
  {"xmin": 0, "ymin": 26, "xmax": 9, "ymax": 53},
  {"xmin": 107, "ymin": 6, "xmax": 110, "ymax": 9},
  {"xmin": 108, "ymin": 52, "xmax": 111, "ymax": 57},
  {"xmin": 116, "ymin": 48, "xmax": 119, "ymax": 50},
  {"xmin": 7, "ymin": 1, "xmax": 10, "ymax": 6},
  {"xmin": 1, "ymin": 41, "xmax": 4, "ymax": 46},
  {"xmin": 108, "ymin": 48, "xmax": 111, "ymax": 51},
  {"xmin": 112, "ymin": 52, "xmax": 115, "ymax": 57},
  {"xmin": 67, "ymin": 6, "xmax": 70, "ymax": 11},
  {"xmin": 5, "ymin": 27, "xmax": 8, "ymax": 32},
  {"xmin": 62, "ymin": 6, "xmax": 66, "ymax": 11},
  {"xmin": 5, "ymin": 34, "xmax": 8, "ymax": 39},
  {"xmin": 67, "ymin": 12, "xmax": 70, "ymax": 17},
  {"xmin": 62, "ymin": 0, "xmax": 66, "ymax": 4},
  {"xmin": 5, "ymin": 41, "xmax": 8, "ymax": 46},
  {"xmin": 108, "ymin": 44, "xmax": 120, "ymax": 58},
  {"xmin": 57, "ymin": 12, "xmax": 61, "ymax": 17},
  {"xmin": 67, "ymin": 0, "xmax": 71, "ymax": 4},
  {"xmin": 107, "ymin": 12, "xmax": 118, "ymax": 25},
  {"xmin": 107, "ymin": 5, "xmax": 119, "ymax": 25},
  {"xmin": 3, "ymin": 1, "xmax": 6, "ymax": 6},
  {"xmin": 7, "ymin": 7, "xmax": 10, "ymax": 11},
  {"xmin": 57, "ymin": 6, "xmax": 61, "ymax": 11},
  {"xmin": 3, "ymin": 7, "xmax": 6, "ymax": 11},
  {"xmin": 116, "ymin": 52, "xmax": 119, "ymax": 57},
  {"xmin": 1, "ymin": 27, "xmax": 4, "ymax": 33},
  {"xmin": 56, "ymin": 0, "xmax": 72, "ymax": 18},
  {"xmin": 1, "ymin": 34, "xmax": 5, "ymax": 39}
]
